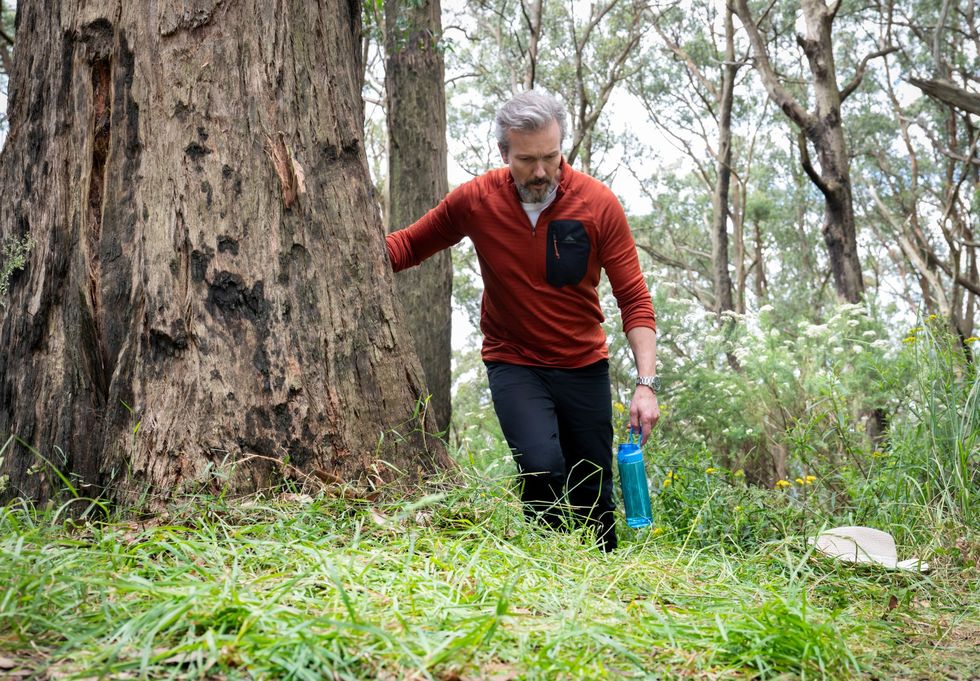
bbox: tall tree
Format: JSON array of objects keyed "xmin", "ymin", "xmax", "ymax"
[
  {"xmin": 857, "ymin": 0, "xmax": 978, "ymax": 341},
  {"xmin": 733, "ymin": 0, "xmax": 895, "ymax": 303},
  {"xmin": 0, "ymin": 0, "xmax": 452, "ymax": 505},
  {"xmin": 384, "ymin": 0, "xmax": 453, "ymax": 434},
  {"xmin": 710, "ymin": 4, "xmax": 738, "ymax": 324}
]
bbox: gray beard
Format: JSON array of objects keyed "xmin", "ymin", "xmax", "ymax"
[{"xmin": 516, "ymin": 179, "xmax": 557, "ymax": 203}]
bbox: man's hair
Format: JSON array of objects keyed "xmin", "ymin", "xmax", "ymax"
[{"xmin": 494, "ymin": 90, "xmax": 567, "ymax": 153}]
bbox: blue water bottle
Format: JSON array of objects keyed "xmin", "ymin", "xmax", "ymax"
[{"xmin": 617, "ymin": 428, "xmax": 652, "ymax": 528}]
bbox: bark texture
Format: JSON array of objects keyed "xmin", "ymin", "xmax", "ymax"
[
  {"xmin": 0, "ymin": 0, "xmax": 452, "ymax": 505},
  {"xmin": 384, "ymin": 0, "xmax": 452, "ymax": 435}
]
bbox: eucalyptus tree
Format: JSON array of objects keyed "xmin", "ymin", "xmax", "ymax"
[
  {"xmin": 626, "ymin": 0, "xmax": 790, "ymax": 322},
  {"xmin": 854, "ymin": 0, "xmax": 978, "ymax": 340},
  {"xmin": 384, "ymin": 0, "xmax": 453, "ymax": 434},
  {"xmin": 0, "ymin": 0, "xmax": 452, "ymax": 505},
  {"xmin": 629, "ymin": 0, "xmax": 741, "ymax": 321},
  {"xmin": 733, "ymin": 0, "xmax": 897, "ymax": 304}
]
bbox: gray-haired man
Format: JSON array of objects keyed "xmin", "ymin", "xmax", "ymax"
[{"xmin": 387, "ymin": 90, "xmax": 659, "ymax": 550}]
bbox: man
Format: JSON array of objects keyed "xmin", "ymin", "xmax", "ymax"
[{"xmin": 386, "ymin": 90, "xmax": 659, "ymax": 551}]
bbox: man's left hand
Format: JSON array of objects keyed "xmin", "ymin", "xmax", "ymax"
[{"xmin": 630, "ymin": 385, "xmax": 660, "ymax": 445}]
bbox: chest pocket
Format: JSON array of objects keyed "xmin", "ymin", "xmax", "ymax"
[{"xmin": 546, "ymin": 220, "xmax": 591, "ymax": 288}]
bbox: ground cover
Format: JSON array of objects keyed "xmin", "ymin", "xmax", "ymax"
[{"xmin": 1, "ymin": 469, "xmax": 976, "ymax": 680}]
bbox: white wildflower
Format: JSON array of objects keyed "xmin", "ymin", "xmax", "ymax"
[{"xmin": 805, "ymin": 324, "xmax": 829, "ymax": 338}]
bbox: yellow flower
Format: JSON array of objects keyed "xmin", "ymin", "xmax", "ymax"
[
  {"xmin": 662, "ymin": 478, "xmax": 671, "ymax": 488},
  {"xmin": 927, "ymin": 314, "xmax": 938, "ymax": 321},
  {"xmin": 775, "ymin": 479, "xmax": 791, "ymax": 489},
  {"xmin": 705, "ymin": 467, "xmax": 718, "ymax": 474},
  {"xmin": 734, "ymin": 469, "xmax": 745, "ymax": 478},
  {"xmin": 652, "ymin": 527, "xmax": 664, "ymax": 536},
  {"xmin": 613, "ymin": 401, "xmax": 626, "ymax": 414},
  {"xmin": 663, "ymin": 470, "xmax": 675, "ymax": 488},
  {"xmin": 902, "ymin": 336, "xmax": 916, "ymax": 345},
  {"xmin": 734, "ymin": 505, "xmax": 743, "ymax": 512},
  {"xmin": 805, "ymin": 475, "xmax": 816, "ymax": 484},
  {"xmin": 966, "ymin": 337, "xmax": 979, "ymax": 344},
  {"xmin": 795, "ymin": 477, "xmax": 805, "ymax": 485}
]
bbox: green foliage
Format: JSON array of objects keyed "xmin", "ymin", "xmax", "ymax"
[
  {"xmin": 637, "ymin": 302, "xmax": 978, "ymax": 545},
  {"xmin": 0, "ymin": 468, "xmax": 976, "ymax": 680},
  {"xmin": 0, "ymin": 233, "xmax": 32, "ymax": 306}
]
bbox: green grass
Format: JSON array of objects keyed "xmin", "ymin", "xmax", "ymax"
[{"xmin": 1, "ymin": 468, "xmax": 977, "ymax": 680}]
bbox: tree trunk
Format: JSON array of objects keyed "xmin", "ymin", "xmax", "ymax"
[
  {"xmin": 384, "ymin": 0, "xmax": 453, "ymax": 435},
  {"xmin": 710, "ymin": 4, "xmax": 736, "ymax": 319},
  {"xmin": 733, "ymin": 0, "xmax": 867, "ymax": 304},
  {"xmin": 797, "ymin": 0, "xmax": 865, "ymax": 304},
  {"xmin": 0, "ymin": 0, "xmax": 452, "ymax": 506},
  {"xmin": 522, "ymin": 0, "xmax": 544, "ymax": 90},
  {"xmin": 711, "ymin": 4, "xmax": 739, "ymax": 370}
]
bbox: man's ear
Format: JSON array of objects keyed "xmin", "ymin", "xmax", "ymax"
[{"xmin": 498, "ymin": 144, "xmax": 509, "ymax": 164}]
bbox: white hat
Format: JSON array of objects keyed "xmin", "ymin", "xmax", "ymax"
[{"xmin": 810, "ymin": 526, "xmax": 929, "ymax": 572}]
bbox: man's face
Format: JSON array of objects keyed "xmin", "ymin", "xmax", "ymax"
[{"xmin": 500, "ymin": 119, "xmax": 562, "ymax": 203}]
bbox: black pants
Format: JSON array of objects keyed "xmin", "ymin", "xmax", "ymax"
[{"xmin": 486, "ymin": 360, "xmax": 617, "ymax": 551}]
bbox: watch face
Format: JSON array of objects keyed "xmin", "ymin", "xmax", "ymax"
[{"xmin": 638, "ymin": 376, "xmax": 661, "ymax": 392}]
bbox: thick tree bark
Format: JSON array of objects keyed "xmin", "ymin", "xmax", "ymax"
[
  {"xmin": 0, "ymin": 0, "xmax": 452, "ymax": 505},
  {"xmin": 384, "ymin": 0, "xmax": 452, "ymax": 436}
]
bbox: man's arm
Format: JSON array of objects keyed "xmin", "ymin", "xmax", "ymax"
[
  {"xmin": 386, "ymin": 191, "xmax": 467, "ymax": 272},
  {"xmin": 627, "ymin": 326, "xmax": 660, "ymax": 445}
]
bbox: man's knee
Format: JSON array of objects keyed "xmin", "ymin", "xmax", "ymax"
[{"xmin": 511, "ymin": 437, "xmax": 565, "ymax": 478}]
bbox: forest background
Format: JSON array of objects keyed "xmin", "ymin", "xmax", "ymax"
[{"xmin": 0, "ymin": 0, "xmax": 978, "ymax": 678}]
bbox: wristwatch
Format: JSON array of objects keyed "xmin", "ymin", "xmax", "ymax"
[{"xmin": 636, "ymin": 375, "xmax": 661, "ymax": 394}]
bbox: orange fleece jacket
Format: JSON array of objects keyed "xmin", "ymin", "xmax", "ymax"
[{"xmin": 386, "ymin": 161, "xmax": 655, "ymax": 368}]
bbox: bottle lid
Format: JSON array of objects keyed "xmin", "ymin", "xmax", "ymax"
[{"xmin": 617, "ymin": 444, "xmax": 643, "ymax": 464}]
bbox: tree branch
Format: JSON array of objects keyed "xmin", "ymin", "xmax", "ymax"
[
  {"xmin": 650, "ymin": 21, "xmax": 718, "ymax": 101},
  {"xmin": 955, "ymin": 274, "xmax": 980, "ymax": 297},
  {"xmin": 0, "ymin": 0, "xmax": 12, "ymax": 47},
  {"xmin": 869, "ymin": 186, "xmax": 951, "ymax": 312},
  {"xmin": 828, "ymin": 0, "xmax": 842, "ymax": 22},
  {"xmin": 840, "ymin": 46, "xmax": 899, "ymax": 102},
  {"xmin": 637, "ymin": 242, "xmax": 701, "ymax": 272},
  {"xmin": 732, "ymin": 0, "xmax": 814, "ymax": 130},
  {"xmin": 908, "ymin": 77, "xmax": 980, "ymax": 115},
  {"xmin": 797, "ymin": 132, "xmax": 833, "ymax": 197}
]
